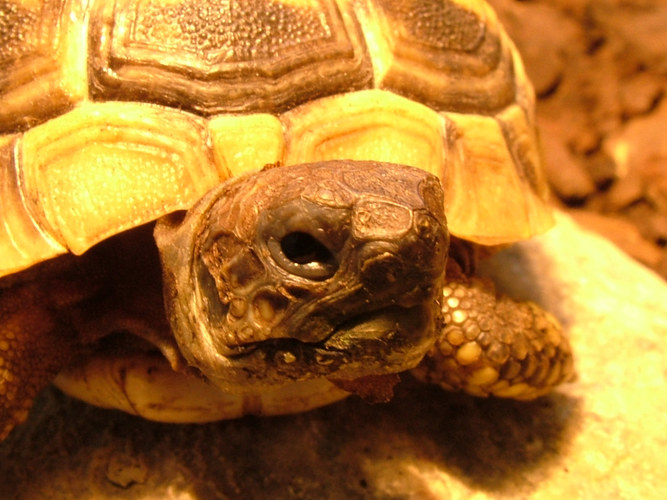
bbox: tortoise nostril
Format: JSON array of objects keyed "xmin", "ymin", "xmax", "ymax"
[
  {"xmin": 360, "ymin": 251, "xmax": 404, "ymax": 291},
  {"xmin": 281, "ymin": 232, "xmax": 334, "ymax": 266}
]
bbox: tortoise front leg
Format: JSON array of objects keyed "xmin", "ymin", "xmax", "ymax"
[
  {"xmin": 412, "ymin": 263, "xmax": 574, "ymax": 400},
  {"xmin": 0, "ymin": 272, "xmax": 88, "ymax": 441}
]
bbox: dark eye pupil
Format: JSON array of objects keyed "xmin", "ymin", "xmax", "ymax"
[{"xmin": 280, "ymin": 232, "xmax": 334, "ymax": 265}]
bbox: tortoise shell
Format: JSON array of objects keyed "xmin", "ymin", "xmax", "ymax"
[{"xmin": 0, "ymin": 0, "xmax": 552, "ymax": 279}]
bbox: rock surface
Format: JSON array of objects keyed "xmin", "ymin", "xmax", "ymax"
[
  {"xmin": 488, "ymin": 0, "xmax": 667, "ymax": 279},
  {"xmin": 1, "ymin": 212, "xmax": 665, "ymax": 499}
]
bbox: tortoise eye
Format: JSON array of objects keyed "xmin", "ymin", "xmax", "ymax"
[
  {"xmin": 281, "ymin": 232, "xmax": 332, "ymax": 265},
  {"xmin": 269, "ymin": 231, "xmax": 338, "ymax": 280}
]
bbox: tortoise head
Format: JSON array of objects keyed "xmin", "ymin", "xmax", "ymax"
[{"xmin": 155, "ymin": 160, "xmax": 448, "ymax": 391}]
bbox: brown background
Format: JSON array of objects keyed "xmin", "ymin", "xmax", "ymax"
[{"xmin": 490, "ymin": 0, "xmax": 667, "ymax": 279}]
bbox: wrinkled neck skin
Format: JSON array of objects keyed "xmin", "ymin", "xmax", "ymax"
[{"xmin": 155, "ymin": 161, "xmax": 449, "ymax": 392}]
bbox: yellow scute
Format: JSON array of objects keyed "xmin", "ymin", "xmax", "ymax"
[
  {"xmin": 282, "ymin": 90, "xmax": 446, "ymax": 178},
  {"xmin": 21, "ymin": 102, "xmax": 221, "ymax": 254},
  {"xmin": 442, "ymin": 111, "xmax": 554, "ymax": 245}
]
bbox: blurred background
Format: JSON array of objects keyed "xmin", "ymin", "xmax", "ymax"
[{"xmin": 489, "ymin": 0, "xmax": 667, "ymax": 279}]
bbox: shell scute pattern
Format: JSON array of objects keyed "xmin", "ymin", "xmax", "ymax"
[
  {"xmin": 0, "ymin": 0, "xmax": 552, "ymax": 275},
  {"xmin": 90, "ymin": 0, "xmax": 372, "ymax": 113}
]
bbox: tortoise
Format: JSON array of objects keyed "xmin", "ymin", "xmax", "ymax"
[{"xmin": 0, "ymin": 0, "xmax": 574, "ymax": 441}]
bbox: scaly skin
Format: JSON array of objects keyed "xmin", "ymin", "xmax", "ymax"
[
  {"xmin": 413, "ymin": 258, "xmax": 575, "ymax": 400},
  {"xmin": 0, "ymin": 231, "xmax": 178, "ymax": 442},
  {"xmin": 0, "ymin": 263, "xmax": 87, "ymax": 441}
]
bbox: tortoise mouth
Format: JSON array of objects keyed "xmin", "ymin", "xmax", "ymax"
[{"xmin": 222, "ymin": 303, "xmax": 436, "ymax": 382}]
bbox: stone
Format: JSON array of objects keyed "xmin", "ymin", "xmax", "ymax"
[
  {"xmin": 604, "ymin": 98, "xmax": 667, "ymax": 179},
  {"xmin": 568, "ymin": 208, "xmax": 664, "ymax": 270},
  {"xmin": 603, "ymin": 172, "xmax": 645, "ymax": 211},
  {"xmin": 488, "ymin": 0, "xmax": 580, "ymax": 97},
  {"xmin": 1, "ymin": 212, "xmax": 666, "ymax": 499},
  {"xmin": 539, "ymin": 119, "xmax": 597, "ymax": 201},
  {"xmin": 619, "ymin": 72, "xmax": 663, "ymax": 118},
  {"xmin": 592, "ymin": 2, "xmax": 667, "ymax": 73}
]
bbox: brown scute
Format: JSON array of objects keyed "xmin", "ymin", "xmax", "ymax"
[
  {"xmin": 88, "ymin": 0, "xmax": 373, "ymax": 114},
  {"xmin": 0, "ymin": 1, "xmax": 38, "ymax": 65},
  {"xmin": 373, "ymin": 0, "xmax": 516, "ymax": 113},
  {"xmin": 0, "ymin": 0, "xmax": 82, "ymax": 133}
]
